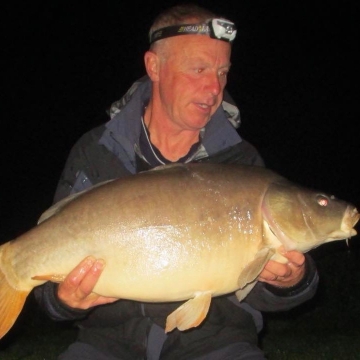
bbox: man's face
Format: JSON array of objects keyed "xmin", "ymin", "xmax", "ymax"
[{"xmin": 156, "ymin": 35, "xmax": 232, "ymax": 131}]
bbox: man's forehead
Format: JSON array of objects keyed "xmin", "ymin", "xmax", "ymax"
[
  {"xmin": 168, "ymin": 37, "xmax": 232, "ymax": 66},
  {"xmin": 169, "ymin": 34, "xmax": 232, "ymax": 53}
]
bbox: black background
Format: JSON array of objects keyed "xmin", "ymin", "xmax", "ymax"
[{"xmin": 2, "ymin": 1, "xmax": 359, "ymax": 246}]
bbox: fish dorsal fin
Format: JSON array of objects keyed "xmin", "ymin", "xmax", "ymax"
[
  {"xmin": 38, "ymin": 179, "xmax": 115, "ymax": 224},
  {"xmin": 38, "ymin": 192, "xmax": 82, "ymax": 224},
  {"xmin": 165, "ymin": 292, "xmax": 212, "ymax": 333},
  {"xmin": 235, "ymin": 248, "xmax": 275, "ymax": 302}
]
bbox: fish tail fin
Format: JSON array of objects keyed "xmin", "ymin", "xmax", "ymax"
[
  {"xmin": 165, "ymin": 292, "xmax": 212, "ymax": 333},
  {"xmin": 0, "ymin": 267, "xmax": 29, "ymax": 339}
]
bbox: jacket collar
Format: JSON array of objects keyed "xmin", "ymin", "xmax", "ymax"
[{"xmin": 100, "ymin": 76, "xmax": 242, "ymax": 172}]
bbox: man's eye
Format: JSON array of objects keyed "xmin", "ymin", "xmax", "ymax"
[
  {"xmin": 219, "ymin": 70, "xmax": 229, "ymax": 77},
  {"xmin": 195, "ymin": 68, "xmax": 204, "ymax": 74}
]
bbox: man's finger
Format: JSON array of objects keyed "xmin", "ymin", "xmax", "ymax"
[
  {"xmin": 62, "ymin": 256, "xmax": 97, "ymax": 290},
  {"xmin": 75, "ymin": 259, "xmax": 105, "ymax": 297},
  {"xmin": 280, "ymin": 250, "xmax": 305, "ymax": 267}
]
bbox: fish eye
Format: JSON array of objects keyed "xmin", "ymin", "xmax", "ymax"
[{"xmin": 316, "ymin": 195, "xmax": 329, "ymax": 207}]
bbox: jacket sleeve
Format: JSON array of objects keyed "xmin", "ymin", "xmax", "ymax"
[
  {"xmin": 243, "ymin": 254, "xmax": 319, "ymax": 312},
  {"xmin": 33, "ymin": 282, "xmax": 90, "ymax": 321}
]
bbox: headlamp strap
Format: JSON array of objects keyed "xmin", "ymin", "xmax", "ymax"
[{"xmin": 150, "ymin": 18, "xmax": 237, "ymax": 44}]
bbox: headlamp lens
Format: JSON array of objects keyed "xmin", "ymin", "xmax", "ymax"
[
  {"xmin": 150, "ymin": 18, "xmax": 237, "ymax": 44},
  {"xmin": 211, "ymin": 19, "xmax": 237, "ymax": 42}
]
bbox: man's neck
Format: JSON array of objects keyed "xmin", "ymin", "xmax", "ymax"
[{"xmin": 144, "ymin": 104, "xmax": 200, "ymax": 162}]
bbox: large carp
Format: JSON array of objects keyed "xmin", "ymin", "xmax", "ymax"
[{"xmin": 0, "ymin": 163, "xmax": 358, "ymax": 339}]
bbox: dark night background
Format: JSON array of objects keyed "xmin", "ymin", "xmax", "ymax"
[
  {"xmin": 1, "ymin": 0, "xmax": 360, "ymax": 357},
  {"xmin": 2, "ymin": 0, "xmax": 359, "ymax": 238}
]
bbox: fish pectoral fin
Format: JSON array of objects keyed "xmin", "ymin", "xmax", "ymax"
[
  {"xmin": 237, "ymin": 247, "xmax": 276, "ymax": 289},
  {"xmin": 165, "ymin": 292, "xmax": 212, "ymax": 333},
  {"xmin": 31, "ymin": 274, "xmax": 67, "ymax": 283},
  {"xmin": 235, "ymin": 281, "xmax": 257, "ymax": 302},
  {"xmin": 235, "ymin": 248, "xmax": 275, "ymax": 302},
  {"xmin": 0, "ymin": 268, "xmax": 29, "ymax": 339}
]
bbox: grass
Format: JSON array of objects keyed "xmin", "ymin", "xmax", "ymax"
[{"xmin": 0, "ymin": 240, "xmax": 359, "ymax": 359}]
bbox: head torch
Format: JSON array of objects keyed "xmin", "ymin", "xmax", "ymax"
[{"xmin": 149, "ymin": 18, "xmax": 237, "ymax": 44}]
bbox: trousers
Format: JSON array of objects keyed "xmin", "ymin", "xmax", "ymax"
[{"xmin": 58, "ymin": 340, "xmax": 267, "ymax": 360}]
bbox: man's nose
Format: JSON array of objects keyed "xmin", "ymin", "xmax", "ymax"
[{"xmin": 205, "ymin": 73, "xmax": 221, "ymax": 96}]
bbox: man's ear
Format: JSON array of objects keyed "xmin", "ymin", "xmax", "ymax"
[{"xmin": 144, "ymin": 51, "xmax": 160, "ymax": 81}]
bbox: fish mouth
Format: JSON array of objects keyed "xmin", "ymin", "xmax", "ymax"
[
  {"xmin": 342, "ymin": 206, "xmax": 359, "ymax": 237},
  {"xmin": 320, "ymin": 205, "xmax": 359, "ymax": 242},
  {"xmin": 262, "ymin": 202, "xmax": 359, "ymax": 252}
]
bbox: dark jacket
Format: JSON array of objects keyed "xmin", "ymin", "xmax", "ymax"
[{"xmin": 34, "ymin": 76, "xmax": 318, "ymax": 359}]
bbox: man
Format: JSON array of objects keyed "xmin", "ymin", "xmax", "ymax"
[{"xmin": 35, "ymin": 4, "xmax": 318, "ymax": 359}]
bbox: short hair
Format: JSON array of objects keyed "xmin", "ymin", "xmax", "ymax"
[{"xmin": 149, "ymin": 3, "xmax": 218, "ymax": 48}]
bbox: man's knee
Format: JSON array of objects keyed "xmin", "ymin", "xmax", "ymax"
[
  {"xmin": 58, "ymin": 342, "xmax": 120, "ymax": 360},
  {"xmin": 193, "ymin": 342, "xmax": 266, "ymax": 360}
]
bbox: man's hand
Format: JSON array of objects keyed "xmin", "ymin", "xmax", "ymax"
[
  {"xmin": 57, "ymin": 256, "xmax": 119, "ymax": 309},
  {"xmin": 258, "ymin": 247, "xmax": 306, "ymax": 288}
]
